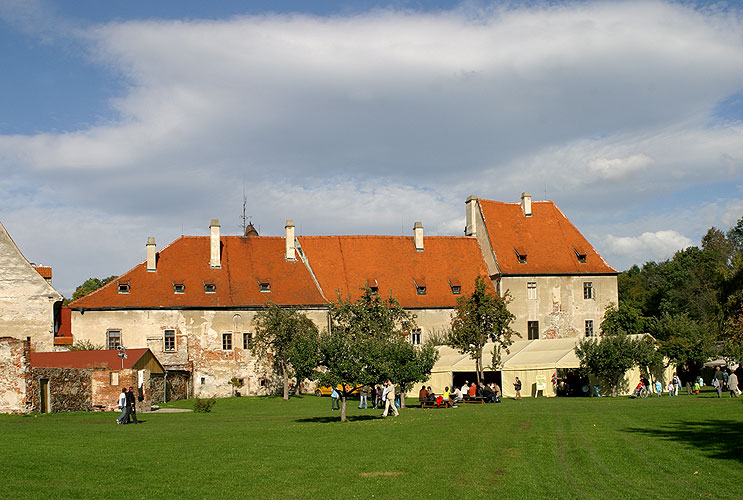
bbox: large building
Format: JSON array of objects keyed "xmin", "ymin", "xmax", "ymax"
[{"xmin": 65, "ymin": 193, "xmax": 617, "ymax": 399}]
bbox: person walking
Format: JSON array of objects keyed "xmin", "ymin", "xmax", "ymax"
[
  {"xmin": 728, "ymin": 371, "xmax": 740, "ymax": 398},
  {"xmin": 331, "ymin": 386, "xmax": 340, "ymax": 410},
  {"xmin": 381, "ymin": 380, "xmax": 399, "ymax": 417},
  {"xmin": 714, "ymin": 367, "xmax": 724, "ymax": 398},
  {"xmin": 126, "ymin": 386, "xmax": 140, "ymax": 424},
  {"xmin": 116, "ymin": 387, "xmax": 129, "ymax": 424},
  {"xmin": 672, "ymin": 372, "xmax": 681, "ymax": 396},
  {"xmin": 513, "ymin": 377, "xmax": 522, "ymax": 400}
]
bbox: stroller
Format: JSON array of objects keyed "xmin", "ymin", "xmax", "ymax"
[{"xmin": 631, "ymin": 382, "xmax": 648, "ymax": 399}]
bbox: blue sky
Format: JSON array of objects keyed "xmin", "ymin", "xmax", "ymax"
[{"xmin": 1, "ymin": 0, "xmax": 742, "ymax": 297}]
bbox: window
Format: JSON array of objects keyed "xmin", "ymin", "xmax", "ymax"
[
  {"xmin": 411, "ymin": 329, "xmax": 422, "ymax": 345},
  {"xmin": 585, "ymin": 320, "xmax": 594, "ymax": 337},
  {"xmin": 514, "ymin": 248, "xmax": 527, "ymax": 264},
  {"xmin": 107, "ymin": 330, "xmax": 121, "ymax": 349},
  {"xmin": 258, "ymin": 279, "xmax": 271, "ymax": 292},
  {"xmin": 527, "ymin": 282, "xmax": 537, "ymax": 300},
  {"xmin": 527, "ymin": 321, "xmax": 539, "ymax": 340},
  {"xmin": 117, "ymin": 282, "xmax": 130, "ymax": 294},
  {"xmin": 449, "ymin": 278, "xmax": 462, "ymax": 295},
  {"xmin": 583, "ymin": 282, "xmax": 594, "ymax": 299},
  {"xmin": 164, "ymin": 329, "xmax": 176, "ymax": 352},
  {"xmin": 243, "ymin": 332, "xmax": 252, "ymax": 350},
  {"xmin": 173, "ymin": 282, "xmax": 185, "ymax": 294},
  {"xmin": 574, "ymin": 248, "xmax": 587, "ymax": 263},
  {"xmin": 200, "ymin": 377, "xmax": 205, "ymax": 385},
  {"xmin": 414, "ymin": 278, "xmax": 426, "ymax": 295},
  {"xmin": 222, "ymin": 333, "xmax": 233, "ymax": 350},
  {"xmin": 367, "ymin": 278, "xmax": 378, "ymax": 295},
  {"xmin": 110, "ymin": 372, "xmax": 119, "ymax": 386},
  {"xmin": 204, "ymin": 282, "xmax": 216, "ymax": 293}
]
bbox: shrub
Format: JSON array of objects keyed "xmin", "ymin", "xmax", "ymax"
[{"xmin": 193, "ymin": 398, "xmax": 216, "ymax": 413}]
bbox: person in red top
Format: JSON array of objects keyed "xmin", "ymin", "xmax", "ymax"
[{"xmin": 469, "ymin": 383, "xmax": 477, "ymax": 398}]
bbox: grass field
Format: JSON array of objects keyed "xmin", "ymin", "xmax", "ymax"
[{"xmin": 1, "ymin": 389, "xmax": 742, "ymax": 500}]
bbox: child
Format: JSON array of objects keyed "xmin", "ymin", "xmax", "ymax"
[
  {"xmin": 667, "ymin": 382, "xmax": 674, "ymax": 396},
  {"xmin": 693, "ymin": 380, "xmax": 700, "ymax": 394},
  {"xmin": 654, "ymin": 380, "xmax": 663, "ymax": 397}
]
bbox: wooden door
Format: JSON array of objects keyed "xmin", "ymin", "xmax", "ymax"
[{"xmin": 40, "ymin": 379, "xmax": 49, "ymax": 413}]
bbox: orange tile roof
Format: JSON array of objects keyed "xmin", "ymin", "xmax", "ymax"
[
  {"xmin": 69, "ymin": 236, "xmax": 326, "ymax": 309},
  {"xmin": 298, "ymin": 235, "xmax": 492, "ymax": 308},
  {"xmin": 33, "ymin": 266, "xmax": 52, "ymax": 279},
  {"xmin": 30, "ymin": 348, "xmax": 151, "ymax": 370},
  {"xmin": 54, "ymin": 306, "xmax": 73, "ymax": 345},
  {"xmin": 479, "ymin": 199, "xmax": 617, "ymax": 275}
]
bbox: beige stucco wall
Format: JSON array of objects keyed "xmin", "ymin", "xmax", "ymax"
[
  {"xmin": 409, "ymin": 308, "xmax": 455, "ymax": 344},
  {"xmin": 0, "ymin": 223, "xmax": 63, "ymax": 352},
  {"xmin": 500, "ymin": 275, "xmax": 618, "ymax": 339}
]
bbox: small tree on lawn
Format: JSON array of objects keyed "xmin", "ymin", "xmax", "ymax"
[
  {"xmin": 380, "ymin": 336, "xmax": 438, "ymax": 409},
  {"xmin": 575, "ymin": 333, "xmax": 639, "ymax": 397},
  {"xmin": 253, "ymin": 303, "xmax": 320, "ymax": 400},
  {"xmin": 316, "ymin": 288, "xmax": 414, "ymax": 421},
  {"xmin": 448, "ymin": 276, "xmax": 517, "ymax": 386}
]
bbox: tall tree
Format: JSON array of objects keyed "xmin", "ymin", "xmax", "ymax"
[
  {"xmin": 253, "ymin": 303, "xmax": 320, "ymax": 400},
  {"xmin": 448, "ymin": 276, "xmax": 517, "ymax": 386},
  {"xmin": 315, "ymin": 288, "xmax": 416, "ymax": 421},
  {"xmin": 381, "ymin": 337, "xmax": 438, "ymax": 409}
]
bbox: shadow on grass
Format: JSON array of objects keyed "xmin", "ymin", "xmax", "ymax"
[
  {"xmin": 625, "ymin": 419, "xmax": 743, "ymax": 462},
  {"xmin": 295, "ymin": 415, "xmax": 380, "ymax": 423}
]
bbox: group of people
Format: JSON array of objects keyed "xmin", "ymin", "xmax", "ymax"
[
  {"xmin": 631, "ymin": 367, "xmax": 742, "ymax": 398},
  {"xmin": 711, "ymin": 366, "xmax": 741, "ymax": 398},
  {"xmin": 116, "ymin": 386, "xmax": 140, "ymax": 424},
  {"xmin": 330, "ymin": 381, "xmax": 399, "ymax": 416},
  {"xmin": 417, "ymin": 380, "xmax": 505, "ymax": 406}
]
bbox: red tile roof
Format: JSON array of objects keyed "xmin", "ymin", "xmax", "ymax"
[
  {"xmin": 479, "ymin": 199, "xmax": 617, "ymax": 275},
  {"xmin": 30, "ymin": 348, "xmax": 151, "ymax": 370},
  {"xmin": 33, "ymin": 266, "xmax": 52, "ymax": 279},
  {"xmin": 54, "ymin": 306, "xmax": 73, "ymax": 345},
  {"xmin": 69, "ymin": 236, "xmax": 326, "ymax": 309},
  {"xmin": 298, "ymin": 235, "xmax": 492, "ymax": 308}
]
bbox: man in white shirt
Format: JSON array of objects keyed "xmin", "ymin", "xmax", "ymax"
[
  {"xmin": 381, "ymin": 380, "xmax": 399, "ymax": 417},
  {"xmin": 116, "ymin": 388, "xmax": 129, "ymax": 424}
]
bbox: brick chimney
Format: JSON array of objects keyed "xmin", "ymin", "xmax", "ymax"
[
  {"xmin": 465, "ymin": 195, "xmax": 478, "ymax": 236},
  {"xmin": 414, "ymin": 222, "xmax": 424, "ymax": 251},
  {"xmin": 146, "ymin": 237, "xmax": 156, "ymax": 272},
  {"xmin": 210, "ymin": 219, "xmax": 221, "ymax": 268},
  {"xmin": 521, "ymin": 192, "xmax": 532, "ymax": 217},
  {"xmin": 285, "ymin": 220, "xmax": 296, "ymax": 261}
]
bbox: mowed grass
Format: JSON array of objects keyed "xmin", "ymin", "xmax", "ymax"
[{"xmin": 1, "ymin": 389, "xmax": 742, "ymax": 500}]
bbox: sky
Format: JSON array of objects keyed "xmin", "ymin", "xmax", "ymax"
[{"xmin": 1, "ymin": 0, "xmax": 742, "ymax": 298}]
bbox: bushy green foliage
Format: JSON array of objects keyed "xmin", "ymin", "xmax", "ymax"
[
  {"xmin": 448, "ymin": 276, "xmax": 517, "ymax": 385},
  {"xmin": 253, "ymin": 303, "xmax": 320, "ymax": 399},
  {"xmin": 68, "ymin": 340, "xmax": 104, "ymax": 351},
  {"xmin": 71, "ymin": 276, "xmax": 117, "ymax": 301},
  {"xmin": 193, "ymin": 398, "xmax": 216, "ymax": 413},
  {"xmin": 575, "ymin": 334, "xmax": 642, "ymax": 397}
]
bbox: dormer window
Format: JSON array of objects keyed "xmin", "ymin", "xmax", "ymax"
[
  {"xmin": 514, "ymin": 248, "xmax": 527, "ymax": 264},
  {"xmin": 448, "ymin": 278, "xmax": 462, "ymax": 295},
  {"xmin": 204, "ymin": 282, "xmax": 216, "ymax": 293},
  {"xmin": 414, "ymin": 278, "xmax": 427, "ymax": 295},
  {"xmin": 117, "ymin": 281, "xmax": 130, "ymax": 294},
  {"xmin": 258, "ymin": 278, "xmax": 271, "ymax": 292},
  {"xmin": 173, "ymin": 282, "xmax": 185, "ymax": 294},
  {"xmin": 366, "ymin": 278, "xmax": 379, "ymax": 295},
  {"xmin": 574, "ymin": 248, "xmax": 587, "ymax": 263}
]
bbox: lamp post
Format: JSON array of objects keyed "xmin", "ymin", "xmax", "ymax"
[{"xmin": 117, "ymin": 345, "xmax": 128, "ymax": 369}]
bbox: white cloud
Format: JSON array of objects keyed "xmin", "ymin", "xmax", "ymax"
[
  {"xmin": 605, "ymin": 230, "xmax": 694, "ymax": 264},
  {"xmin": 1, "ymin": 1, "xmax": 743, "ymax": 292}
]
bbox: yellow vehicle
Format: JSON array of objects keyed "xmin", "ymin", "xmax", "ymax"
[{"xmin": 314, "ymin": 384, "xmax": 360, "ymax": 397}]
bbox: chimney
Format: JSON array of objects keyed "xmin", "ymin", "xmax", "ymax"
[
  {"xmin": 146, "ymin": 237, "xmax": 156, "ymax": 272},
  {"xmin": 465, "ymin": 195, "xmax": 478, "ymax": 236},
  {"xmin": 210, "ymin": 219, "xmax": 221, "ymax": 268},
  {"xmin": 285, "ymin": 220, "xmax": 296, "ymax": 261},
  {"xmin": 521, "ymin": 192, "xmax": 532, "ymax": 217},
  {"xmin": 413, "ymin": 222, "xmax": 424, "ymax": 251}
]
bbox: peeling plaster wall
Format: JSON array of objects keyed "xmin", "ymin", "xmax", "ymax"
[
  {"xmin": 0, "ymin": 337, "xmax": 31, "ymax": 413},
  {"xmin": 0, "ymin": 223, "xmax": 63, "ymax": 352},
  {"xmin": 501, "ymin": 275, "xmax": 618, "ymax": 339}
]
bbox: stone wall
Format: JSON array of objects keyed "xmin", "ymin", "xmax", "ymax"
[
  {"xmin": 0, "ymin": 337, "xmax": 31, "ymax": 413},
  {"xmin": 28, "ymin": 367, "xmax": 92, "ymax": 413},
  {"xmin": 151, "ymin": 370, "xmax": 190, "ymax": 403}
]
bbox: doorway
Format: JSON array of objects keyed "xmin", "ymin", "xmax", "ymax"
[{"xmin": 40, "ymin": 378, "xmax": 50, "ymax": 413}]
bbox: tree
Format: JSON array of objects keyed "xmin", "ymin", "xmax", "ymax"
[
  {"xmin": 315, "ymin": 288, "xmax": 416, "ymax": 421},
  {"xmin": 650, "ymin": 313, "xmax": 713, "ymax": 381},
  {"xmin": 68, "ymin": 339, "xmax": 104, "ymax": 351},
  {"xmin": 600, "ymin": 303, "xmax": 651, "ymax": 335},
  {"xmin": 380, "ymin": 336, "xmax": 438, "ymax": 408},
  {"xmin": 575, "ymin": 333, "xmax": 640, "ymax": 397},
  {"xmin": 253, "ymin": 303, "xmax": 320, "ymax": 400},
  {"xmin": 721, "ymin": 309, "xmax": 743, "ymax": 364},
  {"xmin": 71, "ymin": 276, "xmax": 117, "ymax": 301},
  {"xmin": 448, "ymin": 276, "xmax": 517, "ymax": 386}
]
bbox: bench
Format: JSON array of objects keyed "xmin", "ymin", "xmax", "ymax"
[
  {"xmin": 462, "ymin": 397, "xmax": 486, "ymax": 404},
  {"xmin": 420, "ymin": 400, "xmax": 451, "ymax": 409}
]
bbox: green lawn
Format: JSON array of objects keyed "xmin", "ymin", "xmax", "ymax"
[{"xmin": 1, "ymin": 389, "xmax": 742, "ymax": 499}]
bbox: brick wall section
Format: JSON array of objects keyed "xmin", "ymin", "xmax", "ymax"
[
  {"xmin": 28, "ymin": 367, "xmax": 92, "ymax": 412},
  {"xmin": 0, "ymin": 337, "xmax": 31, "ymax": 413}
]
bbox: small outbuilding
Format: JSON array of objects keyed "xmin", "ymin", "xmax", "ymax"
[{"xmin": 28, "ymin": 348, "xmax": 164, "ymax": 413}]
